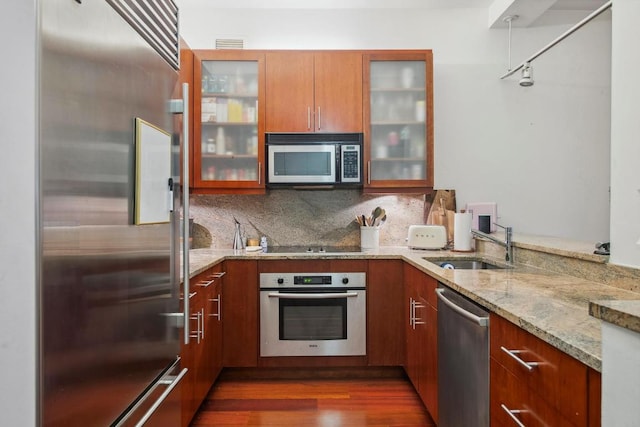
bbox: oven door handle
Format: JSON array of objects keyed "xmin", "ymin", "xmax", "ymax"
[{"xmin": 267, "ymin": 292, "xmax": 360, "ymax": 299}]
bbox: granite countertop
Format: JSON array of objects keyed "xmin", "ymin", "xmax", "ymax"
[
  {"xmin": 589, "ymin": 300, "xmax": 640, "ymax": 334},
  {"xmin": 186, "ymin": 242, "xmax": 640, "ymax": 372}
]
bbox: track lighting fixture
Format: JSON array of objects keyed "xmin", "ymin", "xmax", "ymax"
[{"xmin": 519, "ymin": 62, "xmax": 534, "ymax": 87}]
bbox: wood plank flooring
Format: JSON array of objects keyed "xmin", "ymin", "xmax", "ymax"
[{"xmin": 190, "ymin": 368, "xmax": 435, "ymax": 427}]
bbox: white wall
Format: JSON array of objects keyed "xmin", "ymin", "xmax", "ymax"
[
  {"xmin": 601, "ymin": 322, "xmax": 640, "ymax": 426},
  {"xmin": 0, "ymin": 1, "xmax": 38, "ymax": 425},
  {"xmin": 178, "ymin": 4, "xmax": 612, "ymax": 244},
  {"xmin": 610, "ymin": 0, "xmax": 640, "ymax": 267}
]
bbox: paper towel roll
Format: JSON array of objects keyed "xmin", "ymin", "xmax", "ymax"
[{"xmin": 453, "ymin": 212, "xmax": 473, "ymax": 251}]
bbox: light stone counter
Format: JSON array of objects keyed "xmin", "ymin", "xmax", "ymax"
[
  {"xmin": 589, "ymin": 300, "xmax": 640, "ymax": 334},
  {"xmin": 187, "ymin": 243, "xmax": 640, "ymax": 372}
]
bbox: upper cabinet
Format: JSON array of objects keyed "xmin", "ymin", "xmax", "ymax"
[
  {"xmin": 193, "ymin": 50, "xmax": 266, "ymax": 194},
  {"xmin": 189, "ymin": 49, "xmax": 433, "ymax": 194},
  {"xmin": 265, "ymin": 51, "xmax": 363, "ymax": 133},
  {"xmin": 363, "ymin": 51, "xmax": 434, "ymax": 192}
]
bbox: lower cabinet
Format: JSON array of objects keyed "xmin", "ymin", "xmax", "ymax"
[
  {"xmin": 404, "ymin": 263, "xmax": 438, "ymax": 423},
  {"xmin": 181, "ymin": 264, "xmax": 225, "ymax": 427},
  {"xmin": 367, "ymin": 260, "xmax": 404, "ymax": 366},
  {"xmin": 490, "ymin": 313, "xmax": 600, "ymax": 427},
  {"xmin": 222, "ymin": 259, "xmax": 259, "ymax": 367}
]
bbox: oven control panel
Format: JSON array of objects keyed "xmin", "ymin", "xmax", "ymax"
[{"xmin": 259, "ymin": 272, "xmax": 366, "ymax": 289}]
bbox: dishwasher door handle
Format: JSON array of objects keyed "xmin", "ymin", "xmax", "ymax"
[{"xmin": 435, "ymin": 288, "xmax": 489, "ymax": 327}]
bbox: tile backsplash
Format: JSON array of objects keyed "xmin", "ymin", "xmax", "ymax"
[{"xmin": 189, "ymin": 190, "xmax": 427, "ymax": 249}]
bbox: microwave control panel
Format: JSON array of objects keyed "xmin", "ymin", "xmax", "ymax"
[{"xmin": 341, "ymin": 144, "xmax": 361, "ymax": 183}]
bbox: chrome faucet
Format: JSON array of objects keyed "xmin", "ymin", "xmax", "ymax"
[{"xmin": 471, "ymin": 223, "xmax": 513, "ymax": 263}]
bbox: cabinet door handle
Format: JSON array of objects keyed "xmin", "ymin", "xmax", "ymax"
[
  {"xmin": 409, "ymin": 298, "xmax": 425, "ymax": 329},
  {"xmin": 367, "ymin": 161, "xmax": 371, "ymax": 184},
  {"xmin": 190, "ymin": 311, "xmax": 201, "ymax": 343},
  {"xmin": 500, "ymin": 346, "xmax": 540, "ymax": 371},
  {"xmin": 258, "ymin": 162, "xmax": 262, "ymax": 185},
  {"xmin": 317, "ymin": 106, "xmax": 321, "ymax": 130},
  {"xmin": 307, "ymin": 107, "xmax": 311, "ymax": 130},
  {"xmin": 209, "ymin": 294, "xmax": 221, "ymax": 321},
  {"xmin": 200, "ymin": 308, "xmax": 205, "ymax": 339},
  {"xmin": 409, "ymin": 298, "xmax": 415, "ymax": 327},
  {"xmin": 501, "ymin": 403, "xmax": 526, "ymax": 427}
]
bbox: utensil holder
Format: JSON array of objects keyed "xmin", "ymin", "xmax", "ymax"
[{"xmin": 360, "ymin": 226, "xmax": 380, "ymax": 251}]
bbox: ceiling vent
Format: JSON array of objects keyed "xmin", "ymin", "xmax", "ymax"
[{"xmin": 215, "ymin": 39, "xmax": 244, "ymax": 49}]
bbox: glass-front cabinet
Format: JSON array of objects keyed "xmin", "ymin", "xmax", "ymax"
[
  {"xmin": 363, "ymin": 52, "xmax": 434, "ymax": 192},
  {"xmin": 193, "ymin": 51, "xmax": 265, "ymax": 193}
]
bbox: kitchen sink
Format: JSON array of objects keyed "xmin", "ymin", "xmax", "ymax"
[{"xmin": 423, "ymin": 258, "xmax": 511, "ymax": 270}]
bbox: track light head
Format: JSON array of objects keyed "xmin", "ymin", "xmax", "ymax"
[{"xmin": 519, "ymin": 62, "xmax": 534, "ymax": 87}]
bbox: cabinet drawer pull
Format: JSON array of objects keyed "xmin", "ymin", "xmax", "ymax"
[
  {"xmin": 501, "ymin": 403, "xmax": 526, "ymax": 427},
  {"xmin": 196, "ymin": 271, "xmax": 225, "ymax": 287},
  {"xmin": 500, "ymin": 346, "xmax": 540, "ymax": 371},
  {"xmin": 196, "ymin": 279, "xmax": 215, "ymax": 287}
]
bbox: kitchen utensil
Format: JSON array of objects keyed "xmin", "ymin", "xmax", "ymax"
[{"xmin": 232, "ymin": 217, "xmax": 245, "ymax": 250}]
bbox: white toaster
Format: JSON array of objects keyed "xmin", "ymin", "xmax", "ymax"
[{"xmin": 407, "ymin": 225, "xmax": 448, "ymax": 250}]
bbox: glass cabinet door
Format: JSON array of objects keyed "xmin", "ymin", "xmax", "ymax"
[
  {"xmin": 194, "ymin": 53, "xmax": 264, "ymax": 191},
  {"xmin": 365, "ymin": 53, "xmax": 433, "ymax": 190}
]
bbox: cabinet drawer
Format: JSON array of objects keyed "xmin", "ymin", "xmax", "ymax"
[
  {"xmin": 490, "ymin": 314, "xmax": 588, "ymax": 426},
  {"xmin": 491, "ymin": 359, "xmax": 577, "ymax": 427}
]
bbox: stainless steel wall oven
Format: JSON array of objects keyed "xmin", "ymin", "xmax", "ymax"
[{"xmin": 259, "ymin": 272, "xmax": 366, "ymax": 357}]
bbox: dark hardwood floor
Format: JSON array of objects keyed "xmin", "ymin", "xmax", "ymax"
[{"xmin": 190, "ymin": 368, "xmax": 435, "ymax": 427}]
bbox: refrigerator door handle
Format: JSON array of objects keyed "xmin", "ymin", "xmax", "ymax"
[{"xmin": 171, "ymin": 82, "xmax": 191, "ymax": 344}]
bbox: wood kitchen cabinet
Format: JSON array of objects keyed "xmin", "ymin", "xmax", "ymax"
[
  {"xmin": 367, "ymin": 260, "xmax": 404, "ymax": 366},
  {"xmin": 181, "ymin": 264, "xmax": 225, "ymax": 427},
  {"xmin": 363, "ymin": 51, "xmax": 434, "ymax": 193},
  {"xmin": 404, "ymin": 263, "xmax": 438, "ymax": 423},
  {"xmin": 490, "ymin": 313, "xmax": 600, "ymax": 427},
  {"xmin": 222, "ymin": 260, "xmax": 259, "ymax": 367},
  {"xmin": 192, "ymin": 50, "xmax": 266, "ymax": 194},
  {"xmin": 265, "ymin": 51, "xmax": 363, "ymax": 133}
]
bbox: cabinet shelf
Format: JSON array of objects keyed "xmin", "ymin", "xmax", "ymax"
[
  {"xmin": 203, "ymin": 92, "xmax": 257, "ymax": 99},
  {"xmin": 201, "ymin": 154, "xmax": 257, "ymax": 159},
  {"xmin": 371, "ymin": 157, "xmax": 425, "ymax": 162},
  {"xmin": 201, "ymin": 121, "xmax": 257, "ymax": 126},
  {"xmin": 371, "ymin": 121, "xmax": 425, "ymax": 126},
  {"xmin": 371, "ymin": 87, "xmax": 426, "ymax": 93}
]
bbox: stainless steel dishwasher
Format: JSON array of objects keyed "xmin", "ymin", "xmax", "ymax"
[{"xmin": 436, "ymin": 285, "xmax": 490, "ymax": 427}]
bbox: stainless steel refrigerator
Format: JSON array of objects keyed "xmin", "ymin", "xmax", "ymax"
[{"xmin": 39, "ymin": 0, "xmax": 190, "ymax": 425}]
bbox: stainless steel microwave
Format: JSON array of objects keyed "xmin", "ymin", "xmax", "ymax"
[{"xmin": 265, "ymin": 133, "xmax": 363, "ymax": 188}]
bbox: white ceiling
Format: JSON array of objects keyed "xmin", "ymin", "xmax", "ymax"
[
  {"xmin": 179, "ymin": 0, "xmax": 610, "ymax": 27},
  {"xmin": 488, "ymin": 0, "xmax": 610, "ymax": 28}
]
